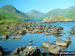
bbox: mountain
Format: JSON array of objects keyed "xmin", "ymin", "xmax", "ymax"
[
  {"xmin": 42, "ymin": 6, "xmax": 75, "ymax": 21},
  {"xmin": 0, "ymin": 5, "xmax": 75, "ymax": 21},
  {"xmin": 64, "ymin": 6, "xmax": 75, "ymax": 19},
  {"xmin": 27, "ymin": 10, "xmax": 44, "ymax": 19},
  {"xmin": 0, "ymin": 5, "xmax": 30, "ymax": 20},
  {"xmin": 45, "ymin": 9, "xmax": 64, "ymax": 16}
]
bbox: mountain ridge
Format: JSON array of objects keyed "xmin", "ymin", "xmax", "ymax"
[
  {"xmin": 0, "ymin": 5, "xmax": 30, "ymax": 20},
  {"xmin": 27, "ymin": 10, "xmax": 44, "ymax": 19},
  {"xmin": 0, "ymin": 5, "xmax": 75, "ymax": 21}
]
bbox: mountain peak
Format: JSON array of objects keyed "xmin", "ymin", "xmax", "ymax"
[
  {"xmin": 27, "ymin": 10, "xmax": 44, "ymax": 17},
  {"xmin": 2, "ymin": 5, "xmax": 15, "ymax": 9},
  {"xmin": 0, "ymin": 5, "xmax": 30, "ymax": 19},
  {"xmin": 1, "ymin": 5, "xmax": 20, "ymax": 13},
  {"xmin": 30, "ymin": 10, "xmax": 42, "ymax": 12}
]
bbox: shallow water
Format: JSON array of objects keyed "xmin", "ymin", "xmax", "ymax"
[{"xmin": 0, "ymin": 22, "xmax": 75, "ymax": 53}]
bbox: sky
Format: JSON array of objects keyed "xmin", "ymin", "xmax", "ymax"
[{"xmin": 0, "ymin": 0, "xmax": 75, "ymax": 13}]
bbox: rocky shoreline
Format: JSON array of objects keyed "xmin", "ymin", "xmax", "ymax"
[
  {"xmin": 0, "ymin": 22, "xmax": 67, "ymax": 40},
  {"xmin": 0, "ymin": 22, "xmax": 75, "ymax": 56}
]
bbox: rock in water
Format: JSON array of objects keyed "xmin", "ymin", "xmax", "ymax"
[
  {"xmin": 19, "ymin": 30, "xmax": 26, "ymax": 35},
  {"xmin": 11, "ymin": 36, "xmax": 15, "ymax": 39},
  {"xmin": 15, "ymin": 36, "xmax": 20, "ymax": 39},
  {"xmin": 48, "ymin": 45, "xmax": 63, "ymax": 54},
  {"xmin": 10, "ymin": 46, "xmax": 41, "ymax": 56},
  {"xmin": 64, "ymin": 37, "xmax": 71, "ymax": 42},
  {"xmin": 43, "ymin": 41, "xmax": 55, "ymax": 48},
  {"xmin": 64, "ymin": 37, "xmax": 71, "ymax": 45},
  {"xmin": 42, "ymin": 41, "xmax": 63, "ymax": 54},
  {"xmin": 56, "ymin": 38, "xmax": 68, "ymax": 47},
  {"xmin": 44, "ymin": 32, "xmax": 51, "ymax": 36}
]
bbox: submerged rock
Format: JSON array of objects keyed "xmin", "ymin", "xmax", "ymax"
[
  {"xmin": 29, "ymin": 40, "xmax": 33, "ymax": 43},
  {"xmin": 28, "ymin": 43, "xmax": 32, "ymax": 46}
]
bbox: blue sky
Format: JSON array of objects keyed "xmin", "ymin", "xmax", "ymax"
[{"xmin": 0, "ymin": 0, "xmax": 75, "ymax": 13}]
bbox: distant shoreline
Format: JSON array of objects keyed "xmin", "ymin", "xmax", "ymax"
[{"xmin": 42, "ymin": 21, "xmax": 74, "ymax": 23}]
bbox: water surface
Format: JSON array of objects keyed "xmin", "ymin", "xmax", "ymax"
[{"xmin": 0, "ymin": 22, "xmax": 75, "ymax": 53}]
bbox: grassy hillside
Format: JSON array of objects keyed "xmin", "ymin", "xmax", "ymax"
[
  {"xmin": 0, "ymin": 5, "xmax": 75, "ymax": 23},
  {"xmin": 41, "ymin": 6, "xmax": 75, "ymax": 20},
  {"xmin": 0, "ymin": 5, "xmax": 31, "ymax": 20}
]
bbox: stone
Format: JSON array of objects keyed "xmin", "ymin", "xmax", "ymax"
[
  {"xmin": 14, "ymin": 31, "xmax": 18, "ymax": 34},
  {"xmin": 11, "ymin": 36, "xmax": 15, "ymax": 39},
  {"xmin": 42, "ymin": 41, "xmax": 63, "ymax": 54},
  {"xmin": 29, "ymin": 40, "xmax": 33, "ymax": 43},
  {"xmin": 48, "ymin": 45, "xmax": 63, "ymax": 54},
  {"xmin": 15, "ymin": 36, "xmax": 20, "ymax": 39},
  {"xmin": 64, "ymin": 37, "xmax": 71, "ymax": 42},
  {"xmin": 43, "ymin": 41, "xmax": 55, "ymax": 48},
  {"xmin": 56, "ymin": 38, "xmax": 68, "ymax": 47},
  {"xmin": 10, "ymin": 46, "xmax": 41, "ymax": 56},
  {"xmin": 28, "ymin": 43, "xmax": 32, "ymax": 46},
  {"xmin": 0, "ymin": 47, "xmax": 3, "ymax": 56},
  {"xmin": 44, "ymin": 32, "xmax": 51, "ymax": 36},
  {"xmin": 2, "ymin": 35, "xmax": 9, "ymax": 40},
  {"xmin": 19, "ymin": 30, "xmax": 26, "ymax": 35}
]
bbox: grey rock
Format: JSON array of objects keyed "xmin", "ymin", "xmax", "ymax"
[{"xmin": 56, "ymin": 38, "xmax": 68, "ymax": 46}]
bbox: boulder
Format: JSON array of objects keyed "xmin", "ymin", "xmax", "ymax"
[
  {"xmin": 11, "ymin": 36, "xmax": 15, "ymax": 39},
  {"xmin": 15, "ymin": 36, "xmax": 20, "ymax": 39},
  {"xmin": 48, "ymin": 45, "xmax": 63, "ymax": 54},
  {"xmin": 42, "ymin": 41, "xmax": 63, "ymax": 54},
  {"xmin": 19, "ymin": 30, "xmax": 26, "ymax": 35},
  {"xmin": 29, "ymin": 40, "xmax": 33, "ymax": 43},
  {"xmin": 56, "ymin": 38, "xmax": 68, "ymax": 47},
  {"xmin": 44, "ymin": 32, "xmax": 51, "ymax": 36},
  {"xmin": 10, "ymin": 46, "xmax": 41, "ymax": 56},
  {"xmin": 2, "ymin": 35, "xmax": 9, "ymax": 40},
  {"xmin": 47, "ymin": 25, "xmax": 52, "ymax": 29},
  {"xmin": 0, "ymin": 47, "xmax": 3, "ymax": 56},
  {"xmin": 64, "ymin": 37, "xmax": 71, "ymax": 45},
  {"xmin": 43, "ymin": 41, "xmax": 54, "ymax": 48},
  {"xmin": 14, "ymin": 31, "xmax": 18, "ymax": 34},
  {"xmin": 64, "ymin": 37, "xmax": 71, "ymax": 42},
  {"xmin": 28, "ymin": 43, "xmax": 32, "ymax": 46}
]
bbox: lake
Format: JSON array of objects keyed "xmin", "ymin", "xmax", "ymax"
[{"xmin": 0, "ymin": 22, "xmax": 75, "ymax": 54}]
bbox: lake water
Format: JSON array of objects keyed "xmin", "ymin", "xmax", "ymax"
[
  {"xmin": 0, "ymin": 22, "xmax": 75, "ymax": 54},
  {"xmin": 24, "ymin": 20, "xmax": 42, "ymax": 22}
]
